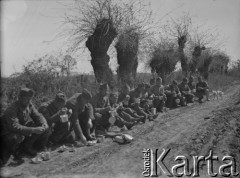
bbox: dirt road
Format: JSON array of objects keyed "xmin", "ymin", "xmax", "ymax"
[{"xmin": 1, "ymin": 82, "xmax": 240, "ymax": 178}]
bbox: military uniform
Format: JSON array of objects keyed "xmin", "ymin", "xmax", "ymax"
[
  {"xmin": 178, "ymin": 82, "xmax": 195, "ymax": 103},
  {"xmin": 150, "ymin": 84, "xmax": 166, "ymax": 112},
  {"xmin": 165, "ymin": 84, "xmax": 186, "ymax": 108},
  {"xmin": 118, "ymin": 92, "xmax": 143, "ymax": 120},
  {"xmin": 1, "ymin": 100, "xmax": 50, "ymax": 163},
  {"xmin": 39, "ymin": 100, "xmax": 75, "ymax": 144},
  {"xmin": 196, "ymin": 81, "xmax": 209, "ymax": 101},
  {"xmin": 66, "ymin": 92, "xmax": 94, "ymax": 141},
  {"xmin": 90, "ymin": 93, "xmax": 111, "ymax": 131}
]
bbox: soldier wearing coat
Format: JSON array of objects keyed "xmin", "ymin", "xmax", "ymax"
[
  {"xmin": 66, "ymin": 89, "xmax": 94, "ymax": 145},
  {"xmin": 1, "ymin": 88, "xmax": 50, "ymax": 165},
  {"xmin": 165, "ymin": 80, "xmax": 186, "ymax": 108},
  {"xmin": 178, "ymin": 78, "xmax": 195, "ymax": 103},
  {"xmin": 38, "ymin": 92, "xmax": 76, "ymax": 145},
  {"xmin": 149, "ymin": 77, "xmax": 167, "ymax": 112},
  {"xmin": 90, "ymin": 83, "xmax": 112, "ymax": 131},
  {"xmin": 196, "ymin": 76, "xmax": 210, "ymax": 103}
]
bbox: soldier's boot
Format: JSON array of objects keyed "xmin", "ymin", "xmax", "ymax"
[
  {"xmin": 117, "ymin": 117, "xmax": 135, "ymax": 130},
  {"xmin": 124, "ymin": 121, "xmax": 135, "ymax": 130}
]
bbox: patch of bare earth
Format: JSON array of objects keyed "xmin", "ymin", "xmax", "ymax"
[{"xmin": 1, "ymin": 82, "xmax": 240, "ymax": 178}]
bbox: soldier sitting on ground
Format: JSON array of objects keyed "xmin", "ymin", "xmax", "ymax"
[
  {"xmin": 129, "ymin": 83, "xmax": 145, "ymax": 105},
  {"xmin": 90, "ymin": 83, "xmax": 113, "ymax": 132},
  {"xmin": 66, "ymin": 89, "xmax": 95, "ymax": 146},
  {"xmin": 165, "ymin": 80, "xmax": 186, "ymax": 109},
  {"xmin": 1, "ymin": 88, "xmax": 50, "ymax": 165},
  {"xmin": 108, "ymin": 92, "xmax": 136, "ymax": 129},
  {"xmin": 129, "ymin": 84, "xmax": 150, "ymax": 123},
  {"xmin": 196, "ymin": 76, "xmax": 210, "ymax": 103},
  {"xmin": 178, "ymin": 78, "xmax": 195, "ymax": 103},
  {"xmin": 150, "ymin": 77, "xmax": 167, "ymax": 112},
  {"xmin": 38, "ymin": 92, "xmax": 76, "ymax": 146},
  {"xmin": 188, "ymin": 76, "xmax": 196, "ymax": 94},
  {"xmin": 140, "ymin": 83, "xmax": 154, "ymax": 114},
  {"xmin": 118, "ymin": 84, "xmax": 145, "ymax": 122}
]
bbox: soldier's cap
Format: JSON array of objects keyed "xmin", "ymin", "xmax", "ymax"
[
  {"xmin": 19, "ymin": 88, "xmax": 34, "ymax": 98},
  {"xmin": 82, "ymin": 89, "xmax": 92, "ymax": 100},
  {"xmin": 99, "ymin": 83, "xmax": 109, "ymax": 91},
  {"xmin": 183, "ymin": 78, "xmax": 188, "ymax": 82},
  {"xmin": 55, "ymin": 92, "xmax": 66, "ymax": 103},
  {"xmin": 172, "ymin": 80, "xmax": 178, "ymax": 85},
  {"xmin": 156, "ymin": 77, "xmax": 162, "ymax": 82}
]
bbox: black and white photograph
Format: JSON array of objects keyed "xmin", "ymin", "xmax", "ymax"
[{"xmin": 1, "ymin": 0, "xmax": 240, "ymax": 177}]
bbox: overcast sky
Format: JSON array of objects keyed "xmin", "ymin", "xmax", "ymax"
[{"xmin": 1, "ymin": 0, "xmax": 240, "ymax": 77}]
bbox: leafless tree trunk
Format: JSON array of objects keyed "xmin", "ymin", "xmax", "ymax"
[
  {"xmin": 115, "ymin": 32, "xmax": 139, "ymax": 87},
  {"xmin": 86, "ymin": 19, "xmax": 117, "ymax": 84},
  {"xmin": 178, "ymin": 35, "xmax": 188, "ymax": 77}
]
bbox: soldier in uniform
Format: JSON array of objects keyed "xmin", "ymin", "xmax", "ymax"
[
  {"xmin": 178, "ymin": 78, "xmax": 195, "ymax": 103},
  {"xmin": 108, "ymin": 92, "xmax": 136, "ymax": 129},
  {"xmin": 188, "ymin": 76, "xmax": 196, "ymax": 93},
  {"xmin": 129, "ymin": 83, "xmax": 145, "ymax": 105},
  {"xmin": 66, "ymin": 89, "xmax": 94, "ymax": 145},
  {"xmin": 38, "ymin": 92, "xmax": 76, "ymax": 145},
  {"xmin": 150, "ymin": 77, "xmax": 167, "ymax": 112},
  {"xmin": 165, "ymin": 80, "xmax": 186, "ymax": 109},
  {"xmin": 90, "ymin": 83, "xmax": 112, "ymax": 131},
  {"xmin": 118, "ymin": 84, "xmax": 144, "ymax": 121},
  {"xmin": 196, "ymin": 76, "xmax": 210, "ymax": 103},
  {"xmin": 1, "ymin": 88, "xmax": 50, "ymax": 165}
]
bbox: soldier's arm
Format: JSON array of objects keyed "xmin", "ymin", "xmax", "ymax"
[
  {"xmin": 71, "ymin": 109, "xmax": 86, "ymax": 142},
  {"xmin": 30, "ymin": 105, "xmax": 48, "ymax": 126},
  {"xmin": 4, "ymin": 106, "xmax": 34, "ymax": 136},
  {"xmin": 90, "ymin": 97, "xmax": 106, "ymax": 114},
  {"xmin": 38, "ymin": 106, "xmax": 60, "ymax": 125}
]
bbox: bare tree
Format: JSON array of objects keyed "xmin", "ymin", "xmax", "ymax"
[
  {"xmin": 115, "ymin": 0, "xmax": 152, "ymax": 87},
  {"xmin": 189, "ymin": 24, "xmax": 224, "ymax": 75},
  {"xmin": 148, "ymin": 38, "xmax": 178, "ymax": 84},
  {"xmin": 163, "ymin": 13, "xmax": 192, "ymax": 77},
  {"xmin": 63, "ymin": 0, "xmax": 153, "ymax": 85},
  {"xmin": 63, "ymin": 0, "xmax": 125, "ymax": 84}
]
